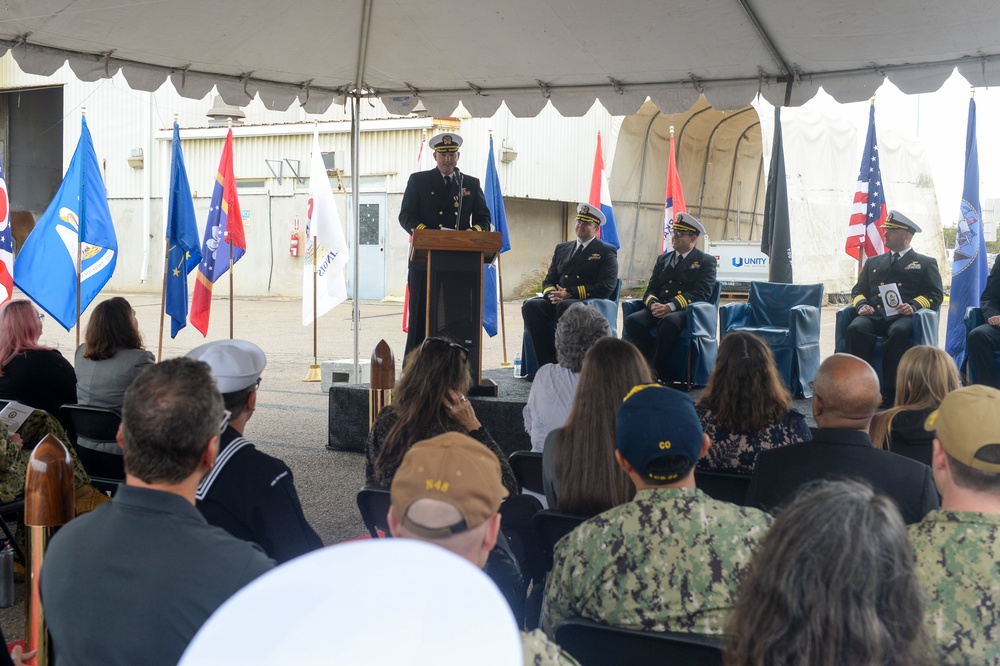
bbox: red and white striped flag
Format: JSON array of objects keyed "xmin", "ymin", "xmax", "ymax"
[{"xmin": 846, "ymin": 103, "xmax": 886, "ymax": 264}]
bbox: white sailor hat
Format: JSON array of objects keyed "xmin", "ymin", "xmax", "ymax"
[
  {"xmin": 673, "ymin": 212, "xmax": 705, "ymax": 236},
  {"xmin": 186, "ymin": 340, "xmax": 266, "ymax": 394},
  {"xmin": 576, "ymin": 203, "xmax": 607, "ymax": 227},
  {"xmin": 429, "ymin": 132, "xmax": 462, "ymax": 153},
  {"xmin": 883, "ymin": 210, "xmax": 921, "ymax": 234}
]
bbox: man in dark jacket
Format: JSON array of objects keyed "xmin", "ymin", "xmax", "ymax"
[
  {"xmin": 747, "ymin": 353, "xmax": 939, "ymax": 524},
  {"xmin": 624, "ymin": 212, "xmax": 717, "ymax": 382},
  {"xmin": 965, "ymin": 256, "xmax": 1000, "ymax": 388},
  {"xmin": 399, "ymin": 132, "xmax": 491, "ymax": 355},
  {"xmin": 521, "ymin": 203, "xmax": 618, "ymax": 369}
]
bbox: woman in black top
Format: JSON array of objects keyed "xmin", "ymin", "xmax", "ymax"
[{"xmin": 0, "ymin": 299, "xmax": 76, "ymax": 424}]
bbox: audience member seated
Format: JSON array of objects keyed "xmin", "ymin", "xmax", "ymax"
[
  {"xmin": 965, "ymin": 252, "xmax": 1000, "ymax": 388},
  {"xmin": 188, "ymin": 340, "xmax": 322, "ymax": 564},
  {"xmin": 726, "ymin": 479, "xmax": 932, "ymax": 666},
  {"xmin": 541, "ymin": 383, "xmax": 772, "ymax": 638},
  {"xmin": 0, "ymin": 410, "xmax": 93, "ymax": 505},
  {"xmin": 0, "ymin": 299, "xmax": 76, "ymax": 429},
  {"xmin": 365, "ymin": 336, "xmax": 518, "ymax": 495},
  {"xmin": 696, "ymin": 332, "xmax": 811, "ymax": 474},
  {"xmin": 870, "ymin": 345, "xmax": 959, "ymax": 467},
  {"xmin": 542, "ymin": 338, "xmax": 653, "ymax": 516},
  {"xmin": 75, "ymin": 296, "xmax": 154, "ymax": 452},
  {"xmin": 40, "ymin": 358, "xmax": 274, "ymax": 666},
  {"xmin": 521, "ymin": 203, "xmax": 619, "ymax": 369},
  {"xmin": 523, "ymin": 303, "xmax": 610, "ymax": 452},
  {"xmin": 747, "ymin": 354, "xmax": 939, "ymax": 524},
  {"xmin": 387, "ymin": 433, "xmax": 581, "ymax": 665},
  {"xmin": 910, "ymin": 385, "xmax": 1000, "ymax": 665}
]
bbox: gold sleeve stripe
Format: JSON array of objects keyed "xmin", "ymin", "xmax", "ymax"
[
  {"xmin": 415, "ymin": 223, "xmax": 427, "ymax": 230},
  {"xmin": 914, "ymin": 296, "xmax": 931, "ymax": 309},
  {"xmin": 644, "ymin": 295, "xmax": 658, "ymax": 306},
  {"xmin": 472, "ymin": 225, "xmax": 483, "ymax": 232},
  {"xmin": 577, "ymin": 286, "xmax": 587, "ymax": 300},
  {"xmin": 677, "ymin": 295, "xmax": 689, "ymax": 309},
  {"xmin": 543, "ymin": 286, "xmax": 556, "ymax": 294},
  {"xmin": 852, "ymin": 294, "xmax": 867, "ymax": 307}
]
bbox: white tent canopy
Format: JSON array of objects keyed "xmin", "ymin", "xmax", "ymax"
[{"xmin": 3, "ymin": 0, "xmax": 1000, "ymax": 117}]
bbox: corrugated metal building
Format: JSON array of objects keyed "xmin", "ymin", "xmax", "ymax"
[{"xmin": 0, "ymin": 54, "xmax": 620, "ymax": 301}]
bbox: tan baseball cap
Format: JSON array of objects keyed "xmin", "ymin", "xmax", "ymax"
[
  {"xmin": 925, "ymin": 385, "xmax": 1000, "ymax": 473},
  {"xmin": 390, "ymin": 433, "xmax": 508, "ymax": 539}
]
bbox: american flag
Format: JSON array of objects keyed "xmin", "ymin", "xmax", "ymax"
[
  {"xmin": 846, "ymin": 104, "xmax": 886, "ymax": 264},
  {"xmin": 0, "ymin": 157, "xmax": 12, "ymax": 304}
]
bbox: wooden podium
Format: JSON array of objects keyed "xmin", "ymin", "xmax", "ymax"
[{"xmin": 411, "ymin": 229, "xmax": 502, "ymax": 396}]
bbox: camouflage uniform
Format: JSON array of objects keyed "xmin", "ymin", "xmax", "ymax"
[
  {"xmin": 521, "ymin": 629, "xmax": 581, "ymax": 666},
  {"xmin": 909, "ymin": 510, "xmax": 1000, "ymax": 666},
  {"xmin": 540, "ymin": 487, "xmax": 771, "ymax": 639},
  {"xmin": 0, "ymin": 410, "xmax": 91, "ymax": 504}
]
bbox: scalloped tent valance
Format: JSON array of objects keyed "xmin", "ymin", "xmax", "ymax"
[{"xmin": 2, "ymin": 0, "xmax": 999, "ymax": 117}]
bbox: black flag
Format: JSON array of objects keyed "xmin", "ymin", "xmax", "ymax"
[{"xmin": 760, "ymin": 106, "xmax": 793, "ymax": 283}]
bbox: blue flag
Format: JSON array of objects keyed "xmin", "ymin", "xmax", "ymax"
[
  {"xmin": 165, "ymin": 123, "xmax": 202, "ymax": 338},
  {"xmin": 483, "ymin": 136, "xmax": 510, "ymax": 337},
  {"xmin": 15, "ymin": 116, "xmax": 117, "ymax": 330},
  {"xmin": 945, "ymin": 98, "xmax": 988, "ymax": 368}
]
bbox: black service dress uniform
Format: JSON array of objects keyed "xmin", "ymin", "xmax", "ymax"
[
  {"xmin": 966, "ymin": 257, "xmax": 1000, "ymax": 387},
  {"xmin": 845, "ymin": 248, "xmax": 943, "ymax": 400},
  {"xmin": 399, "ymin": 168, "xmax": 491, "ymax": 354},
  {"xmin": 196, "ymin": 425, "xmax": 322, "ymax": 564},
  {"xmin": 520, "ymin": 238, "xmax": 618, "ymax": 368},
  {"xmin": 625, "ymin": 247, "xmax": 717, "ymax": 381}
]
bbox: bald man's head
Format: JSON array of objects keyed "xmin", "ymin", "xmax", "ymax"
[{"xmin": 812, "ymin": 354, "xmax": 882, "ymax": 430}]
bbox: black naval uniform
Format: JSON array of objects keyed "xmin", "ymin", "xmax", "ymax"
[
  {"xmin": 521, "ymin": 238, "xmax": 618, "ymax": 368},
  {"xmin": 625, "ymin": 247, "xmax": 717, "ymax": 381},
  {"xmin": 845, "ymin": 248, "xmax": 943, "ymax": 400},
  {"xmin": 196, "ymin": 426, "xmax": 322, "ymax": 564},
  {"xmin": 966, "ymin": 258, "xmax": 1000, "ymax": 388},
  {"xmin": 399, "ymin": 168, "xmax": 491, "ymax": 355}
]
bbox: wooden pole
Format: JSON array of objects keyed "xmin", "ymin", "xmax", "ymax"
[
  {"xmin": 76, "ymin": 107, "xmax": 86, "ymax": 349},
  {"xmin": 304, "ymin": 232, "xmax": 321, "ymax": 381},
  {"xmin": 228, "ymin": 238, "xmax": 234, "ymax": 340},
  {"xmin": 369, "ymin": 340, "xmax": 395, "ymax": 428},
  {"xmin": 498, "ymin": 254, "xmax": 511, "ymax": 367},
  {"xmin": 24, "ymin": 434, "xmax": 75, "ymax": 666},
  {"xmin": 157, "ymin": 239, "xmax": 170, "ymax": 361}
]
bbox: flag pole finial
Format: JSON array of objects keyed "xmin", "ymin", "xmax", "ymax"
[
  {"xmin": 173, "ymin": 113, "xmax": 178, "ymax": 123},
  {"xmin": 971, "ymin": 87, "xmax": 976, "ymax": 98},
  {"xmin": 489, "ymin": 129, "xmax": 492, "ymax": 139},
  {"xmin": 669, "ymin": 125, "xmax": 675, "ymax": 137},
  {"xmin": 81, "ymin": 106, "xmax": 86, "ymax": 117},
  {"xmin": 870, "ymin": 95, "xmax": 875, "ymax": 105}
]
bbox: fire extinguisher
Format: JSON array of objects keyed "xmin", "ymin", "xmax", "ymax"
[{"xmin": 290, "ymin": 231, "xmax": 300, "ymax": 257}]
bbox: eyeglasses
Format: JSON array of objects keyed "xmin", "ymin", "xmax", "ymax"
[
  {"xmin": 37, "ymin": 312, "xmax": 45, "ymax": 321},
  {"xmin": 420, "ymin": 337, "xmax": 469, "ymax": 363}
]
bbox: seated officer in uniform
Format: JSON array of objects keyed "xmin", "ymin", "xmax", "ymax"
[
  {"xmin": 624, "ymin": 213, "xmax": 717, "ymax": 382},
  {"xmin": 399, "ymin": 132, "xmax": 491, "ymax": 356},
  {"xmin": 521, "ymin": 203, "xmax": 618, "ymax": 370},
  {"xmin": 965, "ymin": 255, "xmax": 1000, "ymax": 388},
  {"xmin": 845, "ymin": 210, "xmax": 943, "ymax": 405}
]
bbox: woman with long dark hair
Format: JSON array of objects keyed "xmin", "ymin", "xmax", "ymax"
[
  {"xmin": 365, "ymin": 337, "xmax": 518, "ymax": 495},
  {"xmin": 543, "ymin": 337, "xmax": 653, "ymax": 516},
  {"xmin": 725, "ymin": 479, "xmax": 931, "ymax": 666},
  {"xmin": 696, "ymin": 332, "xmax": 810, "ymax": 473},
  {"xmin": 76, "ymin": 297, "xmax": 154, "ymax": 417}
]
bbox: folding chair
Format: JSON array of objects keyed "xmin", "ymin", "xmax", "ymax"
[
  {"xmin": 356, "ymin": 485, "xmax": 392, "ymax": 538},
  {"xmin": 60, "ymin": 404, "xmax": 125, "ymax": 496},
  {"xmin": 532, "ymin": 509, "xmax": 585, "ymax": 573},
  {"xmin": 694, "ymin": 468, "xmax": 753, "ymax": 507},
  {"xmin": 508, "ymin": 451, "xmax": 544, "ymax": 495},
  {"xmin": 556, "ymin": 617, "xmax": 724, "ymax": 666}
]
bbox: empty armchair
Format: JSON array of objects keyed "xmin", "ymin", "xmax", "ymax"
[
  {"xmin": 720, "ymin": 282, "xmax": 824, "ymax": 398},
  {"xmin": 621, "ymin": 282, "xmax": 721, "ymax": 388}
]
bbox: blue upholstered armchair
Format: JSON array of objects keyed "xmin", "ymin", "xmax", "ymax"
[
  {"xmin": 621, "ymin": 282, "xmax": 721, "ymax": 389},
  {"xmin": 521, "ymin": 279, "xmax": 621, "ymax": 377},
  {"xmin": 833, "ymin": 305, "xmax": 939, "ymax": 382},
  {"xmin": 720, "ymin": 282, "xmax": 824, "ymax": 398}
]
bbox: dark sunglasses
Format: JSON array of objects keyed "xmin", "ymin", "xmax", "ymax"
[{"xmin": 420, "ymin": 337, "xmax": 469, "ymax": 363}]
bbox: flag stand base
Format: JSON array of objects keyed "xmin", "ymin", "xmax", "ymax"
[
  {"xmin": 499, "ymin": 362, "xmax": 513, "ymax": 368},
  {"xmin": 303, "ymin": 364, "xmax": 322, "ymax": 382}
]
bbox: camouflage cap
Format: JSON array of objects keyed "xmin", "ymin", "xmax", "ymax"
[
  {"xmin": 391, "ymin": 433, "xmax": 508, "ymax": 539},
  {"xmin": 616, "ymin": 383, "xmax": 703, "ymax": 482},
  {"xmin": 926, "ymin": 385, "xmax": 1000, "ymax": 473}
]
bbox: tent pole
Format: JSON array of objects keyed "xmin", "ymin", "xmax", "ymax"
[{"xmin": 351, "ymin": 94, "xmax": 361, "ymax": 383}]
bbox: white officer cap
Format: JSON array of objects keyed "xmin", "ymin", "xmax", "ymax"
[
  {"xmin": 186, "ymin": 340, "xmax": 266, "ymax": 394},
  {"xmin": 576, "ymin": 203, "xmax": 607, "ymax": 226},
  {"xmin": 429, "ymin": 132, "xmax": 462, "ymax": 153}
]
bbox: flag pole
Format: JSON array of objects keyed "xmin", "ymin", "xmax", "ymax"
[
  {"xmin": 157, "ymin": 114, "xmax": 180, "ymax": 362},
  {"xmin": 227, "ymin": 119, "xmax": 235, "ymax": 340},
  {"xmin": 304, "ymin": 227, "xmax": 321, "ymax": 381},
  {"xmin": 497, "ymin": 254, "xmax": 511, "ymax": 368},
  {"xmin": 75, "ymin": 107, "xmax": 86, "ymax": 349}
]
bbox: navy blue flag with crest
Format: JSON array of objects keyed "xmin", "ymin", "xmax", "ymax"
[
  {"xmin": 945, "ymin": 98, "xmax": 988, "ymax": 368},
  {"xmin": 165, "ymin": 122, "xmax": 202, "ymax": 338},
  {"xmin": 15, "ymin": 116, "xmax": 117, "ymax": 330},
  {"xmin": 482, "ymin": 136, "xmax": 510, "ymax": 337}
]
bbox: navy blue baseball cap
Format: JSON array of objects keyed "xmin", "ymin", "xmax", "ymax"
[{"xmin": 616, "ymin": 384, "xmax": 703, "ymax": 482}]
